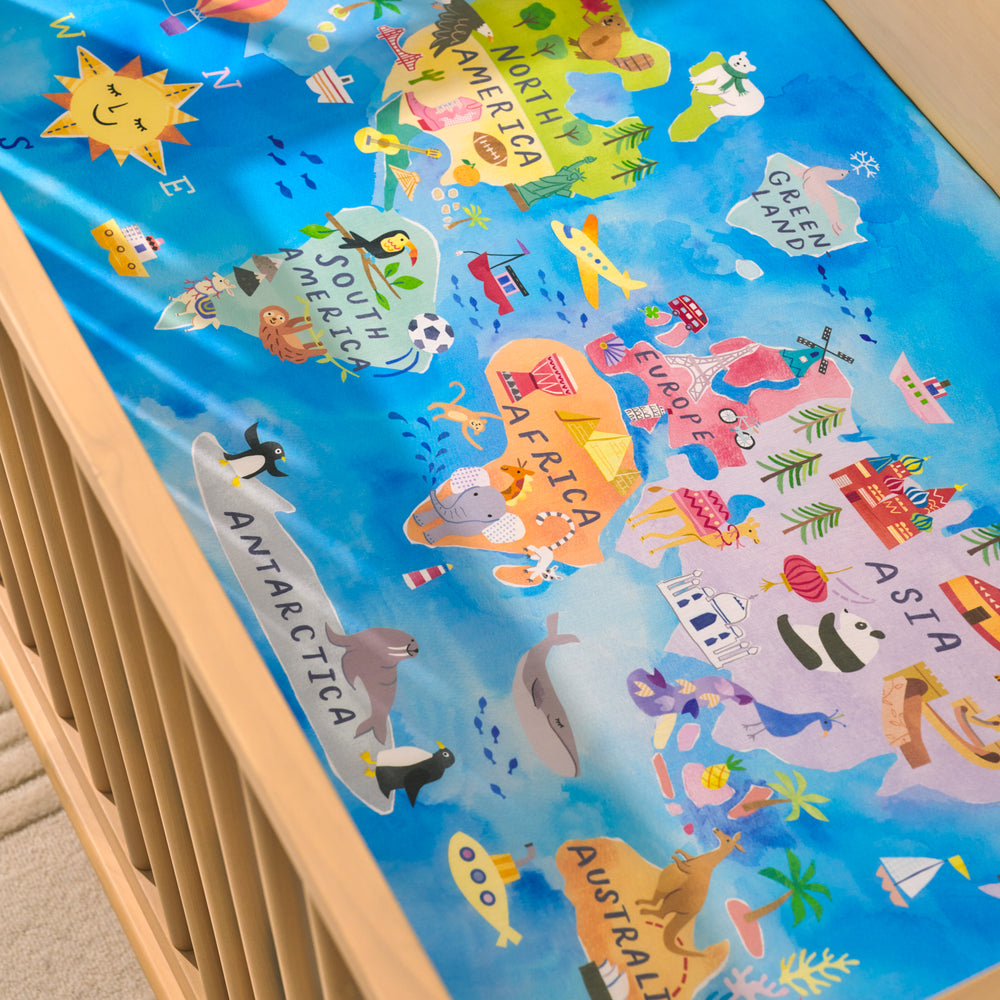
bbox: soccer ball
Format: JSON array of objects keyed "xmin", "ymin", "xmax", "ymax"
[{"xmin": 408, "ymin": 313, "xmax": 455, "ymax": 354}]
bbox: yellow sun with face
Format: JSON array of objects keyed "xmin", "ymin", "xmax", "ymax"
[{"xmin": 43, "ymin": 46, "xmax": 200, "ymax": 174}]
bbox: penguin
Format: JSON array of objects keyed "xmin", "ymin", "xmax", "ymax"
[
  {"xmin": 338, "ymin": 229, "xmax": 418, "ymax": 265},
  {"xmin": 362, "ymin": 743, "xmax": 455, "ymax": 806},
  {"xmin": 220, "ymin": 422, "xmax": 287, "ymax": 487}
]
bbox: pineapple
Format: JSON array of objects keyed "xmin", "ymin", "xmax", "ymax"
[{"xmin": 701, "ymin": 753, "xmax": 745, "ymax": 789}]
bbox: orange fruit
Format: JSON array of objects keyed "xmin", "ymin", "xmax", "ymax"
[{"xmin": 453, "ymin": 159, "xmax": 480, "ymax": 186}]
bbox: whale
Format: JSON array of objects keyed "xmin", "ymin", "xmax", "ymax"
[{"xmin": 512, "ymin": 613, "xmax": 581, "ymax": 777}]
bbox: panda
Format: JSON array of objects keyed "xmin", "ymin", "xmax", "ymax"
[{"xmin": 777, "ymin": 609, "xmax": 885, "ymax": 673}]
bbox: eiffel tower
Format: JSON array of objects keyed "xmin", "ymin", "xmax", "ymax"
[{"xmin": 664, "ymin": 342, "xmax": 761, "ymax": 402}]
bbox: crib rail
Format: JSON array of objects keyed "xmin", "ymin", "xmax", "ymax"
[{"xmin": 0, "ymin": 194, "xmax": 450, "ymax": 1000}]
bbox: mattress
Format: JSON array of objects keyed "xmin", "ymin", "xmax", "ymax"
[{"xmin": 2, "ymin": 1, "xmax": 999, "ymax": 998}]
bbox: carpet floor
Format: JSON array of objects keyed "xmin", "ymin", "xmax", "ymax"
[{"xmin": 0, "ymin": 681, "xmax": 156, "ymax": 999}]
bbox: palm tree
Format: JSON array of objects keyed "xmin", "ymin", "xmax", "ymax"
[
  {"xmin": 332, "ymin": 0, "xmax": 401, "ymax": 18},
  {"xmin": 744, "ymin": 848, "xmax": 831, "ymax": 925},
  {"xmin": 444, "ymin": 205, "xmax": 490, "ymax": 230},
  {"xmin": 739, "ymin": 770, "xmax": 830, "ymax": 822}
]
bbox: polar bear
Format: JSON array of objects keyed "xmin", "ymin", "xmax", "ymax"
[
  {"xmin": 777, "ymin": 609, "xmax": 885, "ymax": 673},
  {"xmin": 690, "ymin": 51, "xmax": 764, "ymax": 119}
]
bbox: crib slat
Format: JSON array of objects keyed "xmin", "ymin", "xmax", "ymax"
[
  {"xmin": 0, "ymin": 334, "xmax": 108, "ymax": 788},
  {"xmin": 0, "ymin": 480, "xmax": 34, "ymax": 647},
  {"xmin": 186, "ymin": 675, "xmax": 285, "ymax": 1000},
  {"xmin": 23, "ymin": 380, "xmax": 150, "ymax": 872},
  {"xmin": 244, "ymin": 782, "xmax": 325, "ymax": 1000},
  {"xmin": 306, "ymin": 900, "xmax": 365, "ymax": 1000},
  {"xmin": 129, "ymin": 570, "xmax": 257, "ymax": 1000},
  {"xmin": 76, "ymin": 495, "xmax": 229, "ymax": 997},
  {"xmin": 0, "ymin": 328, "xmax": 70, "ymax": 715},
  {"xmin": 35, "ymin": 450, "xmax": 192, "ymax": 957}
]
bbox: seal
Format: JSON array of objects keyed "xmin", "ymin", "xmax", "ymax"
[{"xmin": 325, "ymin": 625, "xmax": 418, "ymax": 743}]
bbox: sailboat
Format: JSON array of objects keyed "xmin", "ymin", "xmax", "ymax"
[{"xmin": 877, "ymin": 855, "xmax": 968, "ymax": 907}]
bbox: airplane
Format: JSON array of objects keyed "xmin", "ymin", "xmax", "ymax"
[{"xmin": 551, "ymin": 215, "xmax": 646, "ymax": 308}]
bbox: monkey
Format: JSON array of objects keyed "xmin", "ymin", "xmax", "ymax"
[{"xmin": 427, "ymin": 382, "xmax": 502, "ymax": 449}]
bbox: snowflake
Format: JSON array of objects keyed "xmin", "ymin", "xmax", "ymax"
[{"xmin": 850, "ymin": 151, "xmax": 879, "ymax": 178}]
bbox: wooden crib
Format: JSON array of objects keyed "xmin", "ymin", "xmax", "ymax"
[{"xmin": 0, "ymin": 2, "xmax": 997, "ymax": 999}]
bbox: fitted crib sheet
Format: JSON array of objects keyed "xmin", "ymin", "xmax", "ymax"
[{"xmin": 2, "ymin": 2, "xmax": 1000, "ymax": 998}]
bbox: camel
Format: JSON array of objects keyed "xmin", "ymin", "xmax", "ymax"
[
  {"xmin": 627, "ymin": 486, "xmax": 762, "ymax": 552},
  {"xmin": 636, "ymin": 828, "xmax": 745, "ymax": 956}
]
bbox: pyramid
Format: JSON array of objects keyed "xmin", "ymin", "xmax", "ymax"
[{"xmin": 557, "ymin": 411, "xmax": 601, "ymax": 446}]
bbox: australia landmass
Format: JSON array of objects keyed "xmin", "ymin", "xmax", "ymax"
[{"xmin": 558, "ymin": 837, "xmax": 729, "ymax": 1000}]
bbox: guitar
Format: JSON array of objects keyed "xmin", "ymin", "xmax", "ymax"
[{"xmin": 354, "ymin": 127, "xmax": 441, "ymax": 159}]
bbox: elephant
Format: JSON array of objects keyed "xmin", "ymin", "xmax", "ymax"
[{"xmin": 413, "ymin": 483, "xmax": 508, "ymax": 544}]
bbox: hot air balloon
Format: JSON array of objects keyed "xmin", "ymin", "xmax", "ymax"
[
  {"xmin": 760, "ymin": 554, "xmax": 852, "ymax": 603},
  {"xmin": 161, "ymin": 0, "xmax": 287, "ymax": 35}
]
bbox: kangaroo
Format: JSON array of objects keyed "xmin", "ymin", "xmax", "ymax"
[{"xmin": 635, "ymin": 828, "xmax": 745, "ymax": 957}]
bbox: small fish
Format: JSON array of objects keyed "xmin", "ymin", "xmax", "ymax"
[
  {"xmin": 490, "ymin": 725, "xmax": 500, "ymax": 744},
  {"xmin": 580, "ymin": 313, "xmax": 588, "ymax": 327},
  {"xmin": 268, "ymin": 134, "xmax": 285, "ymax": 149},
  {"xmin": 276, "ymin": 180, "xmax": 292, "ymax": 199},
  {"xmin": 539, "ymin": 288, "xmax": 550, "ymax": 300},
  {"xmin": 507, "ymin": 758, "xmax": 518, "ymax": 776},
  {"xmin": 474, "ymin": 716, "xmax": 483, "ymax": 735},
  {"xmin": 452, "ymin": 293, "xmax": 463, "ymax": 306},
  {"xmin": 483, "ymin": 748, "xmax": 496, "ymax": 765},
  {"xmin": 300, "ymin": 150, "xmax": 323, "ymax": 164},
  {"xmin": 821, "ymin": 283, "xmax": 834, "ymax": 297},
  {"xmin": 860, "ymin": 333, "xmax": 877, "ymax": 343},
  {"xmin": 493, "ymin": 319, "xmax": 501, "ymax": 333},
  {"xmin": 451, "ymin": 274, "xmax": 459, "ymax": 288},
  {"xmin": 537, "ymin": 269, "xmax": 546, "ymax": 283},
  {"xmin": 470, "ymin": 317, "xmax": 482, "ymax": 328},
  {"xmin": 267, "ymin": 151, "xmax": 286, "ymax": 165},
  {"xmin": 817, "ymin": 264, "xmax": 827, "ymax": 279},
  {"xmin": 417, "ymin": 416, "xmax": 431, "ymax": 429},
  {"xmin": 557, "ymin": 311, "xmax": 569, "ymax": 323},
  {"xmin": 864, "ymin": 307, "xmax": 873, "ymax": 322},
  {"xmin": 469, "ymin": 296, "xmax": 478, "ymax": 312},
  {"xmin": 490, "ymin": 783, "xmax": 506, "ymax": 799},
  {"xmin": 841, "ymin": 306, "xmax": 856, "ymax": 318},
  {"xmin": 556, "ymin": 290, "xmax": 566, "ymax": 306},
  {"xmin": 301, "ymin": 173, "xmax": 316, "ymax": 189},
  {"xmin": 838, "ymin": 286, "xmax": 849, "ymax": 300},
  {"xmin": 478, "ymin": 696, "xmax": 487, "ymax": 713}
]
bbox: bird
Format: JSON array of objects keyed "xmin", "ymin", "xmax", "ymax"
[
  {"xmin": 429, "ymin": 0, "xmax": 493, "ymax": 58},
  {"xmin": 362, "ymin": 743, "xmax": 455, "ymax": 806},
  {"xmin": 338, "ymin": 229, "xmax": 418, "ymax": 265},
  {"xmin": 220, "ymin": 422, "xmax": 287, "ymax": 486}
]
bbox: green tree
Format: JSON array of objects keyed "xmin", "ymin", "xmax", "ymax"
[
  {"xmin": 758, "ymin": 449, "xmax": 823, "ymax": 493},
  {"xmin": 515, "ymin": 3, "xmax": 555, "ymax": 29},
  {"xmin": 553, "ymin": 119, "xmax": 593, "ymax": 145},
  {"xmin": 744, "ymin": 849, "xmax": 831, "ymax": 925},
  {"xmin": 532, "ymin": 34, "xmax": 567, "ymax": 59},
  {"xmin": 612, "ymin": 156, "xmax": 658, "ymax": 186},
  {"xmin": 739, "ymin": 771, "xmax": 830, "ymax": 822},
  {"xmin": 790, "ymin": 404, "xmax": 845, "ymax": 443},
  {"xmin": 962, "ymin": 522, "xmax": 1000, "ymax": 564},
  {"xmin": 781, "ymin": 502, "xmax": 841, "ymax": 543},
  {"xmin": 603, "ymin": 119, "xmax": 654, "ymax": 152}
]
